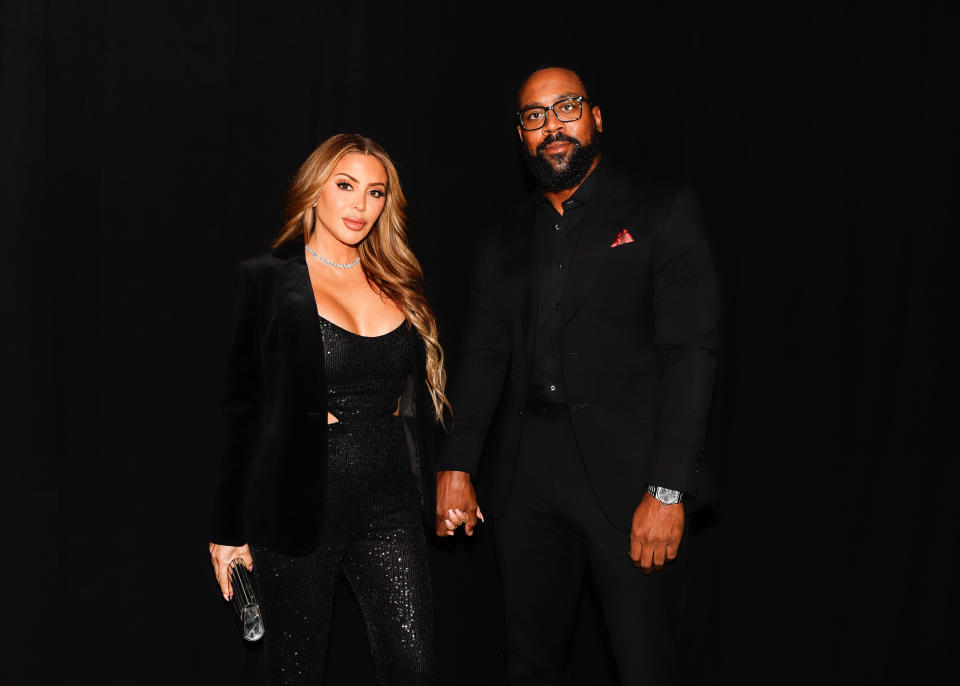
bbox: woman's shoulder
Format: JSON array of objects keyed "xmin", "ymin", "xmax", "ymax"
[{"xmin": 237, "ymin": 241, "xmax": 300, "ymax": 276}]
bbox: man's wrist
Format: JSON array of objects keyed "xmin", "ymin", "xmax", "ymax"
[
  {"xmin": 439, "ymin": 469, "xmax": 472, "ymax": 483},
  {"xmin": 647, "ymin": 484, "xmax": 683, "ymax": 505}
]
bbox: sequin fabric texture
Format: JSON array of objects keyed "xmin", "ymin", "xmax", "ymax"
[{"xmin": 252, "ymin": 316, "xmax": 433, "ymax": 685}]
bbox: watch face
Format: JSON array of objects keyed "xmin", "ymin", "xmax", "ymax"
[{"xmin": 656, "ymin": 487, "xmax": 681, "ymax": 505}]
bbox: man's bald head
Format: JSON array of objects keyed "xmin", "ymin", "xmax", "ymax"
[{"xmin": 517, "ymin": 67, "xmax": 592, "ymax": 110}]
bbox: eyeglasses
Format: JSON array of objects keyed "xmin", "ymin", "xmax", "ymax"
[{"xmin": 517, "ymin": 96, "xmax": 588, "ymax": 131}]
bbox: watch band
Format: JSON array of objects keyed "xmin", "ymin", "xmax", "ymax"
[{"xmin": 647, "ymin": 484, "xmax": 683, "ymax": 505}]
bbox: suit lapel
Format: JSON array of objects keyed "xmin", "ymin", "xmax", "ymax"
[
  {"xmin": 560, "ymin": 167, "xmax": 636, "ymax": 327},
  {"xmin": 276, "ymin": 249, "xmax": 327, "ymax": 412},
  {"xmin": 500, "ymin": 200, "xmax": 539, "ymax": 364}
]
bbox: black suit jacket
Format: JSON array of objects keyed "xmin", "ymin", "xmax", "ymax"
[
  {"xmin": 438, "ymin": 164, "xmax": 719, "ymax": 529},
  {"xmin": 210, "ymin": 241, "xmax": 437, "ymax": 555}
]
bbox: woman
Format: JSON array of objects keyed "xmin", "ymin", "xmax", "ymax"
[{"xmin": 208, "ymin": 133, "xmax": 460, "ymax": 685}]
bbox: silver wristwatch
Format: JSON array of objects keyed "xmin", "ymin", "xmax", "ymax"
[{"xmin": 647, "ymin": 485, "xmax": 683, "ymax": 505}]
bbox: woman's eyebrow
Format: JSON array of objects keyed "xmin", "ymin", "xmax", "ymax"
[{"xmin": 335, "ymin": 172, "xmax": 384, "ymax": 187}]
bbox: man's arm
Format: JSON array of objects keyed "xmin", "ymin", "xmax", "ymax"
[
  {"xmin": 630, "ymin": 188, "xmax": 719, "ymax": 570},
  {"xmin": 436, "ymin": 235, "xmax": 511, "ymax": 536},
  {"xmin": 648, "ymin": 187, "xmax": 719, "ymax": 494}
]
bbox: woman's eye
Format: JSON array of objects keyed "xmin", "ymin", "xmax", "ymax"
[
  {"xmin": 336, "ymin": 181, "xmax": 353, "ymax": 190},
  {"xmin": 370, "ymin": 189, "xmax": 385, "ymax": 198}
]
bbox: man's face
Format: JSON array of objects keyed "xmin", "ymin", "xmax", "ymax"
[{"xmin": 516, "ymin": 68, "xmax": 603, "ymax": 180}]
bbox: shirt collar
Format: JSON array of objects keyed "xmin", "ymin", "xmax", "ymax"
[{"xmin": 537, "ymin": 157, "xmax": 603, "ymax": 210}]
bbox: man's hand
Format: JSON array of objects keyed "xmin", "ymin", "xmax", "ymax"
[
  {"xmin": 436, "ymin": 470, "xmax": 483, "ymax": 537},
  {"xmin": 629, "ymin": 493, "xmax": 685, "ymax": 574}
]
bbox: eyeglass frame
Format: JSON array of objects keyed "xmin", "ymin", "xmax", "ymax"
[{"xmin": 516, "ymin": 96, "xmax": 591, "ymax": 131}]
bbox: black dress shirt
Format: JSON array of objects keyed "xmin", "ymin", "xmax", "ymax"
[{"xmin": 527, "ymin": 165, "xmax": 601, "ymax": 405}]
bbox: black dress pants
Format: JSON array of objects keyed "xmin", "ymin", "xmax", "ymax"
[{"xmin": 496, "ymin": 406, "xmax": 685, "ymax": 686}]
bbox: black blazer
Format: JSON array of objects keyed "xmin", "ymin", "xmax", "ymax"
[
  {"xmin": 210, "ymin": 241, "xmax": 437, "ymax": 555},
  {"xmin": 438, "ymin": 164, "xmax": 719, "ymax": 529}
]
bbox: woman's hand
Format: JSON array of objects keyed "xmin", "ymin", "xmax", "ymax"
[
  {"xmin": 209, "ymin": 542, "xmax": 253, "ymax": 601},
  {"xmin": 441, "ymin": 506, "xmax": 485, "ymax": 535},
  {"xmin": 436, "ymin": 470, "xmax": 484, "ymax": 537}
]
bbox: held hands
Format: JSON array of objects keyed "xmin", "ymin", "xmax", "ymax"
[
  {"xmin": 209, "ymin": 542, "xmax": 253, "ymax": 601},
  {"xmin": 436, "ymin": 470, "xmax": 484, "ymax": 537},
  {"xmin": 629, "ymin": 493, "xmax": 685, "ymax": 574}
]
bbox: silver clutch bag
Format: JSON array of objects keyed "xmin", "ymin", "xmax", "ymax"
[{"xmin": 229, "ymin": 558, "xmax": 265, "ymax": 642}]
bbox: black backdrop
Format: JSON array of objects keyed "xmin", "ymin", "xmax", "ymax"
[{"xmin": 2, "ymin": 1, "xmax": 955, "ymax": 684}]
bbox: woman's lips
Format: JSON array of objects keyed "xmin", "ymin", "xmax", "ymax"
[{"xmin": 342, "ymin": 217, "xmax": 366, "ymax": 231}]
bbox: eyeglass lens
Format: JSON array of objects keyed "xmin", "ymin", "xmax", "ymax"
[{"xmin": 519, "ymin": 98, "xmax": 583, "ymax": 130}]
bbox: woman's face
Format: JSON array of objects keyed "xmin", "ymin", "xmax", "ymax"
[{"xmin": 312, "ymin": 152, "xmax": 388, "ymax": 248}]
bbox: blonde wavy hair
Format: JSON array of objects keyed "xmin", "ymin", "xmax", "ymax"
[{"xmin": 272, "ymin": 133, "xmax": 450, "ymax": 423}]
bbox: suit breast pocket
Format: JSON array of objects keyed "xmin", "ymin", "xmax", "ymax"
[
  {"xmin": 607, "ymin": 240, "xmax": 651, "ymax": 281},
  {"xmin": 606, "ymin": 240, "xmax": 645, "ymax": 261},
  {"xmin": 590, "ymin": 242, "xmax": 652, "ymax": 315}
]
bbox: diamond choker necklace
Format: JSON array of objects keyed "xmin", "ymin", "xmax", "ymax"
[{"xmin": 305, "ymin": 245, "xmax": 360, "ymax": 269}]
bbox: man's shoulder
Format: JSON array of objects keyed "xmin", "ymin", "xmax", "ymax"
[
  {"xmin": 474, "ymin": 194, "xmax": 538, "ymax": 247},
  {"xmin": 601, "ymin": 163, "xmax": 689, "ymax": 208}
]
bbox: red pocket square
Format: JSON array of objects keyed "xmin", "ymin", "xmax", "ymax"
[{"xmin": 610, "ymin": 229, "xmax": 635, "ymax": 247}]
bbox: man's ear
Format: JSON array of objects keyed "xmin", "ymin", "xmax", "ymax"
[{"xmin": 592, "ymin": 105, "xmax": 603, "ymax": 133}]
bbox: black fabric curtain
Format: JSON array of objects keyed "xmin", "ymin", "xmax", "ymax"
[{"xmin": 2, "ymin": 1, "xmax": 953, "ymax": 683}]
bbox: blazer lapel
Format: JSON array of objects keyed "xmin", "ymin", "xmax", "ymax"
[
  {"xmin": 500, "ymin": 200, "xmax": 539, "ymax": 364},
  {"xmin": 276, "ymin": 249, "xmax": 327, "ymax": 412},
  {"xmin": 560, "ymin": 168, "xmax": 636, "ymax": 327}
]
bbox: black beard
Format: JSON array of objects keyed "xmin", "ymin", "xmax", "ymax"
[{"xmin": 523, "ymin": 132, "xmax": 601, "ymax": 192}]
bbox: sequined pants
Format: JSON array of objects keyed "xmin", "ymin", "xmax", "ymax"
[{"xmin": 252, "ymin": 416, "xmax": 433, "ymax": 685}]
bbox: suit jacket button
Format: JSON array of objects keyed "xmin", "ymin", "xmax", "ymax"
[{"xmin": 518, "ymin": 408, "xmax": 525, "ymax": 417}]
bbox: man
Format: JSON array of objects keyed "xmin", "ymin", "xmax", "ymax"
[{"xmin": 436, "ymin": 66, "xmax": 719, "ymax": 685}]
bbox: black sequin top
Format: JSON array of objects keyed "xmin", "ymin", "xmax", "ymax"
[{"xmin": 318, "ymin": 316, "xmax": 417, "ymax": 424}]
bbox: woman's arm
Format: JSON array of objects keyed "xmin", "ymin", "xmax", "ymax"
[{"xmin": 209, "ymin": 262, "xmax": 262, "ymax": 597}]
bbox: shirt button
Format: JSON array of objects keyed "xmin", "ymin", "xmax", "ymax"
[
  {"xmin": 559, "ymin": 263, "xmax": 564, "ymax": 271},
  {"xmin": 554, "ymin": 223, "xmax": 560, "ymax": 231},
  {"xmin": 549, "ymin": 385, "xmax": 557, "ymax": 392},
  {"xmin": 553, "ymin": 303, "xmax": 560, "ymax": 311}
]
